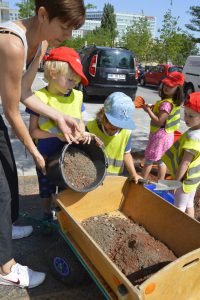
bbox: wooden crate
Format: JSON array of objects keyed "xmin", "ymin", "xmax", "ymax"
[{"xmin": 55, "ymin": 176, "xmax": 200, "ymax": 300}]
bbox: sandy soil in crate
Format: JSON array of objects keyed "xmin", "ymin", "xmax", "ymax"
[{"xmin": 81, "ymin": 211, "xmax": 177, "ymax": 285}]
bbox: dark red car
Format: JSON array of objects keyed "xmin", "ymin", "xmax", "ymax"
[{"xmin": 140, "ymin": 64, "xmax": 183, "ymax": 87}]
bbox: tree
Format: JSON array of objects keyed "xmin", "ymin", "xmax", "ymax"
[
  {"xmin": 185, "ymin": 6, "xmax": 200, "ymax": 42},
  {"xmin": 158, "ymin": 9, "xmax": 182, "ymax": 63},
  {"xmin": 16, "ymin": 0, "xmax": 35, "ymax": 19},
  {"xmin": 121, "ymin": 16, "xmax": 153, "ymax": 63},
  {"xmin": 100, "ymin": 3, "xmax": 117, "ymax": 46},
  {"xmin": 158, "ymin": 9, "xmax": 199, "ymax": 65},
  {"xmin": 85, "ymin": 3, "xmax": 97, "ymax": 10}
]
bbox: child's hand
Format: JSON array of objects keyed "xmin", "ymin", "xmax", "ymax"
[
  {"xmin": 77, "ymin": 132, "xmax": 104, "ymax": 147},
  {"xmin": 129, "ymin": 174, "xmax": 143, "ymax": 184}
]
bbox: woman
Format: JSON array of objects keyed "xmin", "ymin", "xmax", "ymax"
[{"xmin": 0, "ymin": 0, "xmax": 85, "ymax": 288}]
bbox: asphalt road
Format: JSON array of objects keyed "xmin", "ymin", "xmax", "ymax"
[{"xmin": 33, "ymin": 72, "xmax": 187, "ymax": 153}]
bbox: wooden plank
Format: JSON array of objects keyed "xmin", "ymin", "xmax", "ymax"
[
  {"xmin": 56, "ymin": 176, "xmax": 128, "ymax": 222},
  {"xmin": 140, "ymin": 249, "xmax": 200, "ymax": 300}
]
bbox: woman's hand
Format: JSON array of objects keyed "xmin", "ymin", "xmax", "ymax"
[
  {"xmin": 56, "ymin": 115, "xmax": 81, "ymax": 144},
  {"xmin": 32, "ymin": 151, "xmax": 46, "ymax": 175},
  {"xmin": 36, "ymin": 40, "xmax": 48, "ymax": 64}
]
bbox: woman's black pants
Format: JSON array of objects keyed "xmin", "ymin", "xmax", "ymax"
[{"xmin": 0, "ymin": 116, "xmax": 19, "ymax": 265}]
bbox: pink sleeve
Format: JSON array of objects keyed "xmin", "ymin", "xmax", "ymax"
[{"xmin": 159, "ymin": 101, "xmax": 173, "ymax": 114}]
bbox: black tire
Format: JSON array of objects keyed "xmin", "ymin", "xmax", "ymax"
[
  {"xmin": 184, "ymin": 83, "xmax": 194, "ymax": 96},
  {"xmin": 140, "ymin": 77, "xmax": 146, "ymax": 86},
  {"xmin": 76, "ymin": 83, "xmax": 83, "ymax": 92},
  {"xmin": 48, "ymin": 239, "xmax": 89, "ymax": 286}
]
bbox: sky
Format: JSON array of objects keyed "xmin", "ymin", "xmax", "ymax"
[{"xmin": 9, "ymin": 0, "xmax": 199, "ymax": 37}]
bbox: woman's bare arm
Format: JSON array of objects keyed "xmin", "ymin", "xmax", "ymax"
[
  {"xmin": 29, "ymin": 114, "xmax": 62, "ymax": 140},
  {"xmin": 0, "ymin": 35, "xmax": 46, "ymax": 173}
]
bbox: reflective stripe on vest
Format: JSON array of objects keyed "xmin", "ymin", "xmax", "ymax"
[
  {"xmin": 150, "ymin": 99, "xmax": 181, "ymax": 133},
  {"xmin": 87, "ymin": 120, "xmax": 131, "ymax": 175},
  {"xmin": 35, "ymin": 88, "xmax": 83, "ymax": 135},
  {"xmin": 162, "ymin": 131, "xmax": 200, "ymax": 193}
]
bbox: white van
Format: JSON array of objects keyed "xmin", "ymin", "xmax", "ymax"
[{"xmin": 182, "ymin": 55, "xmax": 200, "ymax": 95}]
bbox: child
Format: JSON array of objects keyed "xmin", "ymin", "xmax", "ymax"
[
  {"xmin": 27, "ymin": 47, "xmax": 89, "ymax": 231},
  {"xmin": 162, "ymin": 92, "xmax": 200, "ymax": 218},
  {"xmin": 86, "ymin": 92, "xmax": 142, "ymax": 182},
  {"xmin": 141, "ymin": 71, "xmax": 185, "ymax": 180}
]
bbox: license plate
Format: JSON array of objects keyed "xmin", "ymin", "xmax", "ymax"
[{"xmin": 107, "ymin": 74, "xmax": 126, "ymax": 81}]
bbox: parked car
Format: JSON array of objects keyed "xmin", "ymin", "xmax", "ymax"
[
  {"xmin": 182, "ymin": 55, "xmax": 200, "ymax": 95},
  {"xmin": 140, "ymin": 64, "xmax": 183, "ymax": 87},
  {"xmin": 38, "ymin": 50, "xmax": 49, "ymax": 72},
  {"xmin": 78, "ymin": 45, "xmax": 138, "ymax": 99},
  {"xmin": 137, "ymin": 65, "xmax": 153, "ymax": 84},
  {"xmin": 137, "ymin": 65, "xmax": 145, "ymax": 84}
]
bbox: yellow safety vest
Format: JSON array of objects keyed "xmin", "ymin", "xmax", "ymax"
[
  {"xmin": 150, "ymin": 98, "xmax": 181, "ymax": 133},
  {"xmin": 35, "ymin": 88, "xmax": 83, "ymax": 135},
  {"xmin": 162, "ymin": 131, "xmax": 200, "ymax": 193},
  {"xmin": 87, "ymin": 120, "xmax": 131, "ymax": 175}
]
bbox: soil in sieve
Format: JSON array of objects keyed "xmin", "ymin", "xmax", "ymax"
[
  {"xmin": 62, "ymin": 146, "xmax": 97, "ymax": 190},
  {"xmin": 81, "ymin": 213, "xmax": 177, "ymax": 285}
]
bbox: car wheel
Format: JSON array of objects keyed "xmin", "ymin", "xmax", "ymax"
[
  {"xmin": 48, "ymin": 240, "xmax": 89, "ymax": 286},
  {"xmin": 140, "ymin": 77, "xmax": 145, "ymax": 86},
  {"xmin": 76, "ymin": 83, "xmax": 83, "ymax": 92},
  {"xmin": 184, "ymin": 83, "xmax": 194, "ymax": 96}
]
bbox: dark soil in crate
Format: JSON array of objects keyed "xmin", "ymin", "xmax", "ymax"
[
  {"xmin": 81, "ymin": 213, "xmax": 177, "ymax": 285},
  {"xmin": 62, "ymin": 146, "xmax": 97, "ymax": 190}
]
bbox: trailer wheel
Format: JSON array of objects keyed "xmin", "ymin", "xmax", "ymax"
[{"xmin": 48, "ymin": 240, "xmax": 89, "ymax": 285}]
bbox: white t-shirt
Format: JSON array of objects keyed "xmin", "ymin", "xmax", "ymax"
[{"xmin": 185, "ymin": 128, "xmax": 200, "ymax": 156}]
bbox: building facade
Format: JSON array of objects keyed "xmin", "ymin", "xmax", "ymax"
[
  {"xmin": 0, "ymin": 1, "xmax": 19, "ymax": 23},
  {"xmin": 0, "ymin": 1, "xmax": 9, "ymax": 23},
  {"xmin": 72, "ymin": 11, "xmax": 156, "ymax": 41}
]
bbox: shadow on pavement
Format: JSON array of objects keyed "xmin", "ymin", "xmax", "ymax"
[{"xmin": 0, "ymin": 177, "xmax": 104, "ymax": 300}]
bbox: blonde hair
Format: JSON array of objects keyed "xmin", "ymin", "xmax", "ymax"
[{"xmin": 44, "ymin": 60, "xmax": 81, "ymax": 84}]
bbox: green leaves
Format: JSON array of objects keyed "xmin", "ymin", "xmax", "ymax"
[
  {"xmin": 100, "ymin": 3, "xmax": 117, "ymax": 47},
  {"xmin": 16, "ymin": 0, "xmax": 35, "ymax": 18},
  {"xmin": 185, "ymin": 6, "xmax": 200, "ymax": 43}
]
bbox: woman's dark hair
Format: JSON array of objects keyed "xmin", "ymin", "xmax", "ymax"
[
  {"xmin": 35, "ymin": 0, "xmax": 85, "ymax": 29},
  {"xmin": 159, "ymin": 83, "xmax": 184, "ymax": 106}
]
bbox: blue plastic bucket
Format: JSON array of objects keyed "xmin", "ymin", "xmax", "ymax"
[{"xmin": 145, "ymin": 184, "xmax": 174, "ymax": 205}]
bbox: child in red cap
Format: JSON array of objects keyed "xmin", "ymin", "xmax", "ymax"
[
  {"xmin": 26, "ymin": 47, "xmax": 89, "ymax": 233},
  {"xmin": 141, "ymin": 71, "xmax": 185, "ymax": 180},
  {"xmin": 162, "ymin": 92, "xmax": 200, "ymax": 218}
]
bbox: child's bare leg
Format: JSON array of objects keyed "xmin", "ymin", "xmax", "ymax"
[
  {"xmin": 142, "ymin": 163, "xmax": 153, "ymax": 179},
  {"xmin": 186, "ymin": 207, "xmax": 195, "ymax": 218},
  {"xmin": 157, "ymin": 162, "xmax": 167, "ymax": 180},
  {"xmin": 174, "ymin": 187, "xmax": 196, "ymax": 217}
]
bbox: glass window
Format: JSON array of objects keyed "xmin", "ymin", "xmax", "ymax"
[{"xmin": 99, "ymin": 50, "xmax": 134, "ymax": 69}]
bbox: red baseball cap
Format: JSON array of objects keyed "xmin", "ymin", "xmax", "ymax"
[
  {"xmin": 45, "ymin": 47, "xmax": 88, "ymax": 86},
  {"xmin": 162, "ymin": 71, "xmax": 185, "ymax": 87},
  {"xmin": 184, "ymin": 92, "xmax": 200, "ymax": 113}
]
